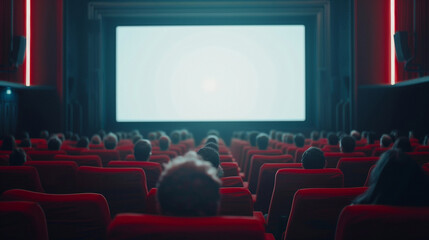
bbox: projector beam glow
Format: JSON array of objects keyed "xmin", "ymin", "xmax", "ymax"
[{"xmin": 26, "ymin": 0, "xmax": 31, "ymax": 86}]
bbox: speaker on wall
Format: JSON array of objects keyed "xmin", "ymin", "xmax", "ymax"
[
  {"xmin": 394, "ymin": 31, "xmax": 411, "ymax": 62},
  {"xmin": 10, "ymin": 36, "xmax": 26, "ymax": 67}
]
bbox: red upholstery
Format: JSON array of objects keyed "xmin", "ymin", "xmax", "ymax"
[
  {"xmin": 423, "ymin": 163, "xmax": 429, "ymax": 175},
  {"xmin": 267, "ymin": 169, "xmax": 344, "ymax": 237},
  {"xmin": 0, "ymin": 201, "xmax": 49, "ymax": 240},
  {"xmin": 220, "ymin": 155, "xmax": 234, "ymax": 162},
  {"xmin": 324, "ymin": 152, "xmax": 366, "ymax": 168},
  {"xmin": 354, "ymin": 146, "xmax": 376, "ymax": 156},
  {"xmin": 0, "ymin": 166, "xmax": 44, "ymax": 194},
  {"xmin": 221, "ymin": 176, "xmax": 244, "ymax": 187},
  {"xmin": 107, "ymin": 161, "xmax": 162, "ymax": 190},
  {"xmin": 364, "ymin": 164, "xmax": 376, "ymax": 187},
  {"xmin": 336, "ymin": 205, "xmax": 429, "ymax": 240},
  {"xmin": 254, "ymin": 163, "xmax": 302, "ymax": 214},
  {"xmin": 286, "ymin": 146, "xmax": 298, "ymax": 157},
  {"xmin": 152, "ymin": 150, "xmax": 177, "ymax": 159},
  {"xmin": 27, "ymin": 150, "xmax": 67, "ymax": 160},
  {"xmin": 248, "ymin": 154, "xmax": 293, "ymax": 193},
  {"xmin": 321, "ymin": 145, "xmax": 341, "ymax": 152},
  {"xmin": 414, "ymin": 145, "xmax": 429, "ymax": 152},
  {"xmin": 284, "ymin": 187, "xmax": 367, "ymax": 240},
  {"xmin": 221, "ymin": 162, "xmax": 240, "ymax": 177},
  {"xmin": 293, "ymin": 146, "xmax": 311, "ymax": 163},
  {"xmin": 407, "ymin": 152, "xmax": 429, "ymax": 166},
  {"xmin": 337, "ymin": 157, "xmax": 379, "ymax": 187},
  {"xmin": 146, "ymin": 188, "xmax": 159, "ymax": 214},
  {"xmin": 30, "ymin": 138, "xmax": 48, "ymax": 147},
  {"xmin": 62, "ymin": 147, "xmax": 87, "ymax": 155},
  {"xmin": 25, "ymin": 161, "xmax": 78, "ymax": 193},
  {"xmin": 372, "ymin": 147, "xmax": 390, "ymax": 156},
  {"xmin": 125, "ymin": 154, "xmax": 171, "ymax": 166},
  {"xmin": 118, "ymin": 139, "xmax": 133, "ymax": 147},
  {"xmin": 54, "ymin": 154, "xmax": 102, "ymax": 167},
  {"xmin": 116, "ymin": 146, "xmax": 133, "ymax": 160},
  {"xmin": 77, "ymin": 166, "xmax": 148, "ymax": 216},
  {"xmin": 239, "ymin": 146, "xmax": 257, "ymax": 169},
  {"xmin": 107, "ymin": 214, "xmax": 267, "ymax": 240},
  {"xmin": 243, "ymin": 149, "xmax": 282, "ymax": 181},
  {"xmin": 89, "ymin": 144, "xmax": 104, "ymax": 149},
  {"xmin": 80, "ymin": 149, "xmax": 120, "ymax": 166},
  {"xmin": 1, "ymin": 189, "xmax": 111, "ymax": 240},
  {"xmin": 0, "ymin": 154, "xmax": 9, "ymax": 166}
]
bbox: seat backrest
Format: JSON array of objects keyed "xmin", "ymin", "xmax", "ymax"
[
  {"xmin": 414, "ymin": 145, "xmax": 429, "ymax": 152},
  {"xmin": 324, "ymin": 152, "xmax": 366, "ymax": 168},
  {"xmin": 149, "ymin": 154, "xmax": 170, "ymax": 166},
  {"xmin": 0, "ymin": 201, "xmax": 49, "ymax": 240},
  {"xmin": 0, "ymin": 166, "xmax": 44, "ymax": 194},
  {"xmin": 77, "ymin": 166, "xmax": 148, "ymax": 216},
  {"xmin": 423, "ymin": 163, "xmax": 429, "ymax": 175},
  {"xmin": 220, "ymin": 155, "xmax": 234, "ymax": 162},
  {"xmin": 54, "ymin": 154, "xmax": 102, "ymax": 167},
  {"xmin": 267, "ymin": 169, "xmax": 344, "ymax": 238},
  {"xmin": 294, "ymin": 146, "xmax": 311, "ymax": 163},
  {"xmin": 27, "ymin": 150, "xmax": 67, "ymax": 161},
  {"xmin": 284, "ymin": 187, "xmax": 367, "ymax": 240},
  {"xmin": 220, "ymin": 162, "xmax": 239, "ymax": 177},
  {"xmin": 372, "ymin": 147, "xmax": 390, "ymax": 156},
  {"xmin": 107, "ymin": 214, "xmax": 266, "ymax": 240},
  {"xmin": 152, "ymin": 150, "xmax": 177, "ymax": 159},
  {"xmin": 107, "ymin": 161, "xmax": 162, "ymax": 190},
  {"xmin": 337, "ymin": 157, "xmax": 379, "ymax": 187},
  {"xmin": 80, "ymin": 150, "xmax": 120, "ymax": 166},
  {"xmin": 0, "ymin": 154, "xmax": 9, "ymax": 166},
  {"xmin": 243, "ymin": 149, "xmax": 282, "ymax": 180},
  {"xmin": 364, "ymin": 164, "xmax": 376, "ymax": 187},
  {"xmin": 1, "ymin": 189, "xmax": 111, "ymax": 240},
  {"xmin": 25, "ymin": 161, "xmax": 78, "ymax": 194},
  {"xmin": 254, "ymin": 163, "xmax": 302, "ymax": 214},
  {"xmin": 221, "ymin": 176, "xmax": 244, "ymax": 187},
  {"xmin": 239, "ymin": 146, "xmax": 257, "ymax": 169},
  {"xmin": 248, "ymin": 154, "xmax": 293, "ymax": 194},
  {"xmin": 321, "ymin": 145, "xmax": 341, "ymax": 153},
  {"xmin": 336, "ymin": 205, "xmax": 429, "ymax": 240},
  {"xmin": 407, "ymin": 152, "xmax": 429, "ymax": 166}
]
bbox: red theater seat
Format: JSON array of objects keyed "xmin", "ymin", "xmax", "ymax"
[
  {"xmin": 0, "ymin": 154, "xmax": 9, "ymax": 166},
  {"xmin": 221, "ymin": 176, "xmax": 245, "ymax": 187},
  {"xmin": 293, "ymin": 146, "xmax": 311, "ymax": 163},
  {"xmin": 221, "ymin": 162, "xmax": 240, "ymax": 177},
  {"xmin": 27, "ymin": 150, "xmax": 67, "ymax": 161},
  {"xmin": 336, "ymin": 205, "xmax": 429, "ymax": 240},
  {"xmin": 116, "ymin": 146, "xmax": 133, "ymax": 160},
  {"xmin": 364, "ymin": 164, "xmax": 376, "ymax": 187},
  {"xmin": 324, "ymin": 152, "xmax": 365, "ymax": 168},
  {"xmin": 89, "ymin": 144, "xmax": 104, "ymax": 149},
  {"xmin": 25, "ymin": 161, "xmax": 78, "ymax": 194},
  {"xmin": 337, "ymin": 157, "xmax": 379, "ymax": 187},
  {"xmin": 267, "ymin": 169, "xmax": 344, "ymax": 238},
  {"xmin": 243, "ymin": 149, "xmax": 282, "ymax": 180},
  {"xmin": 152, "ymin": 150, "xmax": 177, "ymax": 159},
  {"xmin": 107, "ymin": 214, "xmax": 269, "ymax": 240},
  {"xmin": 77, "ymin": 166, "xmax": 148, "ymax": 216},
  {"xmin": 220, "ymin": 155, "xmax": 235, "ymax": 162},
  {"xmin": 0, "ymin": 201, "xmax": 49, "ymax": 240},
  {"xmin": 248, "ymin": 154, "xmax": 293, "ymax": 193},
  {"xmin": 108, "ymin": 161, "xmax": 162, "ymax": 190},
  {"xmin": 54, "ymin": 154, "xmax": 103, "ymax": 167},
  {"xmin": 254, "ymin": 163, "xmax": 302, "ymax": 214},
  {"xmin": 80, "ymin": 149, "xmax": 120, "ymax": 166},
  {"xmin": 284, "ymin": 187, "xmax": 367, "ymax": 240},
  {"xmin": 414, "ymin": 145, "xmax": 429, "ymax": 152},
  {"xmin": 125, "ymin": 154, "xmax": 171, "ymax": 166},
  {"xmin": 1, "ymin": 189, "xmax": 111, "ymax": 240},
  {"xmin": 407, "ymin": 152, "xmax": 429, "ymax": 166},
  {"xmin": 423, "ymin": 163, "xmax": 429, "ymax": 175},
  {"xmin": 0, "ymin": 166, "xmax": 44, "ymax": 194},
  {"xmin": 372, "ymin": 147, "xmax": 390, "ymax": 156},
  {"xmin": 321, "ymin": 145, "xmax": 340, "ymax": 152}
]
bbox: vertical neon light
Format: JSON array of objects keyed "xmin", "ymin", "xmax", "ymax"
[
  {"xmin": 25, "ymin": 0, "xmax": 31, "ymax": 86},
  {"xmin": 390, "ymin": 0, "xmax": 395, "ymax": 85}
]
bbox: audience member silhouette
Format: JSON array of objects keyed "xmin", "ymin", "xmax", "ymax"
[
  {"xmin": 310, "ymin": 131, "xmax": 320, "ymax": 141},
  {"xmin": 197, "ymin": 146, "xmax": 223, "ymax": 177},
  {"xmin": 294, "ymin": 133, "xmax": 305, "ymax": 148},
  {"xmin": 40, "ymin": 130, "xmax": 49, "ymax": 140},
  {"xmin": 340, "ymin": 135, "xmax": 355, "ymax": 153},
  {"xmin": 103, "ymin": 133, "xmax": 118, "ymax": 150},
  {"xmin": 134, "ymin": 139, "xmax": 152, "ymax": 161},
  {"xmin": 205, "ymin": 142, "xmax": 219, "ymax": 152},
  {"xmin": 9, "ymin": 148, "xmax": 27, "ymax": 166},
  {"xmin": 380, "ymin": 134, "xmax": 393, "ymax": 148},
  {"xmin": 76, "ymin": 137, "xmax": 89, "ymax": 148},
  {"xmin": 1, "ymin": 135, "xmax": 16, "ymax": 151},
  {"xmin": 205, "ymin": 135, "xmax": 219, "ymax": 145},
  {"xmin": 350, "ymin": 130, "xmax": 361, "ymax": 140},
  {"xmin": 256, "ymin": 133, "xmax": 269, "ymax": 150},
  {"xmin": 90, "ymin": 134, "xmax": 102, "ymax": 145},
  {"xmin": 19, "ymin": 138, "xmax": 32, "ymax": 148},
  {"xmin": 327, "ymin": 133, "xmax": 339, "ymax": 146},
  {"xmin": 157, "ymin": 156, "xmax": 221, "ymax": 216},
  {"xmin": 393, "ymin": 137, "xmax": 412, "ymax": 152},
  {"xmin": 170, "ymin": 131, "xmax": 181, "ymax": 145},
  {"xmin": 353, "ymin": 149, "xmax": 429, "ymax": 206},
  {"xmin": 159, "ymin": 136, "xmax": 171, "ymax": 151},
  {"xmin": 301, "ymin": 147, "xmax": 326, "ymax": 169},
  {"xmin": 248, "ymin": 131, "xmax": 259, "ymax": 147},
  {"xmin": 47, "ymin": 136, "xmax": 62, "ymax": 150}
]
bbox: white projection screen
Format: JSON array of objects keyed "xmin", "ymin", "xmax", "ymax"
[{"xmin": 116, "ymin": 25, "xmax": 306, "ymax": 122}]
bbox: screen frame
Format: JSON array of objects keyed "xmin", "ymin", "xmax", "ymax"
[{"xmin": 102, "ymin": 15, "xmax": 317, "ymax": 132}]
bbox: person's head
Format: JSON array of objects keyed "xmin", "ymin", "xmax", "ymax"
[
  {"xmin": 283, "ymin": 133, "xmax": 294, "ymax": 144},
  {"xmin": 205, "ymin": 135, "xmax": 219, "ymax": 145},
  {"xmin": 249, "ymin": 131, "xmax": 259, "ymax": 147},
  {"xmin": 269, "ymin": 130, "xmax": 277, "ymax": 140},
  {"xmin": 157, "ymin": 157, "xmax": 221, "ymax": 216},
  {"xmin": 393, "ymin": 137, "xmax": 412, "ymax": 152},
  {"xmin": 17, "ymin": 131, "xmax": 29, "ymax": 140},
  {"xmin": 301, "ymin": 147, "xmax": 326, "ymax": 169},
  {"xmin": 70, "ymin": 134, "xmax": 80, "ymax": 142},
  {"xmin": 256, "ymin": 133, "xmax": 269, "ymax": 150},
  {"xmin": 65, "ymin": 131, "xmax": 73, "ymax": 140},
  {"xmin": 327, "ymin": 133, "xmax": 339, "ymax": 146},
  {"xmin": 19, "ymin": 138, "xmax": 32, "ymax": 148},
  {"xmin": 170, "ymin": 131, "xmax": 181, "ymax": 144},
  {"xmin": 390, "ymin": 130, "xmax": 399, "ymax": 142},
  {"xmin": 340, "ymin": 135, "xmax": 355, "ymax": 153},
  {"xmin": 90, "ymin": 134, "xmax": 102, "ymax": 145},
  {"xmin": 147, "ymin": 132, "xmax": 157, "ymax": 141},
  {"xmin": 294, "ymin": 133, "xmax": 305, "ymax": 148},
  {"xmin": 76, "ymin": 137, "xmax": 89, "ymax": 148},
  {"xmin": 276, "ymin": 132, "xmax": 283, "ymax": 142},
  {"xmin": 380, "ymin": 134, "xmax": 393, "ymax": 148},
  {"xmin": 132, "ymin": 135, "xmax": 143, "ymax": 145},
  {"xmin": 134, "ymin": 139, "xmax": 152, "ymax": 161},
  {"xmin": 354, "ymin": 149, "xmax": 429, "ymax": 206},
  {"xmin": 310, "ymin": 131, "xmax": 320, "ymax": 141},
  {"xmin": 207, "ymin": 129, "xmax": 220, "ymax": 137},
  {"xmin": 47, "ymin": 136, "xmax": 62, "ymax": 150},
  {"xmin": 40, "ymin": 130, "xmax": 49, "ymax": 140},
  {"xmin": 103, "ymin": 133, "xmax": 118, "ymax": 150},
  {"xmin": 1, "ymin": 135, "xmax": 16, "ymax": 150},
  {"xmin": 204, "ymin": 142, "xmax": 219, "ymax": 152},
  {"xmin": 197, "ymin": 147, "xmax": 220, "ymax": 169},
  {"xmin": 320, "ymin": 130, "xmax": 327, "ymax": 139},
  {"xmin": 9, "ymin": 148, "xmax": 27, "ymax": 166},
  {"xmin": 159, "ymin": 136, "xmax": 171, "ymax": 151},
  {"xmin": 350, "ymin": 130, "xmax": 361, "ymax": 140}
]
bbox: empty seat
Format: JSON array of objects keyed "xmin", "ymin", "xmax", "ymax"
[
  {"xmin": 1, "ymin": 189, "xmax": 111, "ymax": 240},
  {"xmin": 324, "ymin": 152, "xmax": 366, "ymax": 168},
  {"xmin": 254, "ymin": 163, "xmax": 302, "ymax": 214},
  {"xmin": 27, "ymin": 150, "xmax": 67, "ymax": 161},
  {"xmin": 221, "ymin": 176, "xmax": 244, "ymax": 187},
  {"xmin": 248, "ymin": 154, "xmax": 293, "ymax": 193},
  {"xmin": 116, "ymin": 146, "xmax": 133, "ymax": 160},
  {"xmin": 25, "ymin": 161, "xmax": 78, "ymax": 194},
  {"xmin": 77, "ymin": 166, "xmax": 148, "ymax": 216},
  {"xmin": 337, "ymin": 157, "xmax": 379, "ymax": 187},
  {"xmin": 284, "ymin": 187, "xmax": 367, "ymax": 240},
  {"xmin": 221, "ymin": 162, "xmax": 240, "ymax": 177},
  {"xmin": 54, "ymin": 154, "xmax": 103, "ymax": 167},
  {"xmin": 336, "ymin": 205, "xmax": 429, "ymax": 240},
  {"xmin": 267, "ymin": 169, "xmax": 344, "ymax": 238},
  {"xmin": 107, "ymin": 161, "xmax": 162, "ymax": 190},
  {"xmin": 0, "ymin": 201, "xmax": 49, "ymax": 240},
  {"xmin": 107, "ymin": 214, "xmax": 269, "ymax": 240},
  {"xmin": 0, "ymin": 166, "xmax": 44, "ymax": 194},
  {"xmin": 80, "ymin": 149, "xmax": 120, "ymax": 166},
  {"xmin": 243, "ymin": 149, "xmax": 282, "ymax": 181},
  {"xmin": 220, "ymin": 155, "xmax": 235, "ymax": 162}
]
